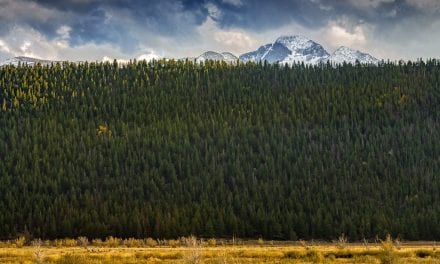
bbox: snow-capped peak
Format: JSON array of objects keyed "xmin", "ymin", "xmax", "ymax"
[
  {"xmin": 277, "ymin": 35, "xmax": 329, "ymax": 64},
  {"xmin": 328, "ymin": 46, "xmax": 379, "ymax": 65},
  {"xmin": 275, "ymin": 35, "xmax": 314, "ymax": 51},
  {"xmin": 240, "ymin": 35, "xmax": 329, "ymax": 64},
  {"xmin": 196, "ymin": 51, "xmax": 238, "ymax": 63}
]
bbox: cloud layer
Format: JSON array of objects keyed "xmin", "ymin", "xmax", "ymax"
[{"xmin": 0, "ymin": 0, "xmax": 439, "ymax": 61}]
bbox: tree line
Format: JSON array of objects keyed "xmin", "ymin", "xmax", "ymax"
[{"xmin": 0, "ymin": 59, "xmax": 439, "ymax": 240}]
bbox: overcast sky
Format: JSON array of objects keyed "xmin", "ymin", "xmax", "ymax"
[{"xmin": 0, "ymin": 0, "xmax": 440, "ymax": 61}]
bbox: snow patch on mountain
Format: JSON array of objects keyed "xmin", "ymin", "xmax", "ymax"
[
  {"xmin": 196, "ymin": 51, "xmax": 238, "ymax": 63},
  {"xmin": 327, "ymin": 46, "xmax": 379, "ymax": 65},
  {"xmin": 220, "ymin": 52, "xmax": 239, "ymax": 62}
]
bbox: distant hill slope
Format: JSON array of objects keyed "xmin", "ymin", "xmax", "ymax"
[{"xmin": 0, "ymin": 56, "xmax": 57, "ymax": 66}]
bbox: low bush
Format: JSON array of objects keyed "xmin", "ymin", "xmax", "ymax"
[
  {"xmin": 103, "ymin": 236, "xmax": 121, "ymax": 247},
  {"xmin": 14, "ymin": 236, "xmax": 26, "ymax": 248},
  {"xmin": 62, "ymin": 239, "xmax": 78, "ymax": 247},
  {"xmin": 181, "ymin": 236, "xmax": 199, "ymax": 247},
  {"xmin": 167, "ymin": 239, "xmax": 180, "ymax": 248},
  {"xmin": 378, "ymin": 234, "xmax": 397, "ymax": 264},
  {"xmin": 123, "ymin": 238, "xmax": 143, "ymax": 248},
  {"xmin": 76, "ymin": 237, "xmax": 89, "ymax": 247},
  {"xmin": 207, "ymin": 238, "xmax": 216, "ymax": 247},
  {"xmin": 145, "ymin": 237, "xmax": 158, "ymax": 247},
  {"xmin": 91, "ymin": 238, "xmax": 103, "ymax": 247}
]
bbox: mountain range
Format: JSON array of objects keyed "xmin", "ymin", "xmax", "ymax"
[
  {"xmin": 1, "ymin": 35, "xmax": 380, "ymax": 66},
  {"xmin": 201, "ymin": 35, "xmax": 379, "ymax": 65}
]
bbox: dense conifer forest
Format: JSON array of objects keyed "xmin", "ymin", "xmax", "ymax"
[{"xmin": 0, "ymin": 59, "xmax": 439, "ymax": 241}]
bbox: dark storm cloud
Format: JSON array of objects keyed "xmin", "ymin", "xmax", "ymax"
[
  {"xmin": 209, "ymin": 0, "xmax": 436, "ymax": 32},
  {"xmin": 1, "ymin": 0, "xmax": 211, "ymax": 52},
  {"xmin": 30, "ymin": 0, "xmax": 209, "ymax": 33},
  {"xmin": 1, "ymin": 0, "xmax": 440, "ymax": 59},
  {"xmin": 30, "ymin": 0, "xmax": 102, "ymax": 12},
  {"xmin": 2, "ymin": 0, "xmax": 438, "ymax": 41},
  {"xmin": 210, "ymin": 0, "xmax": 330, "ymax": 29}
]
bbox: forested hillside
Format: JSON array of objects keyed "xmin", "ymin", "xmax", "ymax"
[{"xmin": 0, "ymin": 60, "xmax": 439, "ymax": 241}]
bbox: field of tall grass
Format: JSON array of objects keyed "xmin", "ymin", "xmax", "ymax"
[{"xmin": 0, "ymin": 236, "xmax": 438, "ymax": 263}]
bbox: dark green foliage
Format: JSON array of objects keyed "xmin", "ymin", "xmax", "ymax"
[{"xmin": 0, "ymin": 59, "xmax": 440, "ymax": 240}]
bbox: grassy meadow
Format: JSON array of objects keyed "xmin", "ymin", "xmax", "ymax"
[{"xmin": 0, "ymin": 237, "xmax": 439, "ymax": 263}]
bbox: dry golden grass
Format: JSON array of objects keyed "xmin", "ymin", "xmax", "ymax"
[{"xmin": 0, "ymin": 243, "xmax": 439, "ymax": 263}]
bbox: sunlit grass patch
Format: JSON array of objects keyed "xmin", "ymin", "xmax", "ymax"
[{"xmin": 0, "ymin": 241, "xmax": 439, "ymax": 264}]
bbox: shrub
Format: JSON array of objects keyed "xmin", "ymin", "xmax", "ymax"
[
  {"xmin": 362, "ymin": 237, "xmax": 369, "ymax": 249},
  {"xmin": 61, "ymin": 238, "xmax": 77, "ymax": 247},
  {"xmin": 31, "ymin": 239, "xmax": 42, "ymax": 247},
  {"xmin": 103, "ymin": 236, "xmax": 121, "ymax": 247},
  {"xmin": 207, "ymin": 238, "xmax": 216, "ymax": 247},
  {"xmin": 14, "ymin": 236, "xmax": 26, "ymax": 248},
  {"xmin": 379, "ymin": 234, "xmax": 397, "ymax": 264},
  {"xmin": 336, "ymin": 233, "xmax": 348, "ymax": 249},
  {"xmin": 123, "ymin": 238, "xmax": 143, "ymax": 248},
  {"xmin": 54, "ymin": 239, "xmax": 63, "ymax": 248},
  {"xmin": 145, "ymin": 237, "xmax": 158, "ymax": 247},
  {"xmin": 76, "ymin": 237, "xmax": 89, "ymax": 247},
  {"xmin": 182, "ymin": 236, "xmax": 199, "ymax": 247},
  {"xmin": 32, "ymin": 239, "xmax": 44, "ymax": 264},
  {"xmin": 91, "ymin": 238, "xmax": 103, "ymax": 247},
  {"xmin": 167, "ymin": 239, "xmax": 180, "ymax": 248},
  {"xmin": 298, "ymin": 239, "xmax": 310, "ymax": 250}
]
